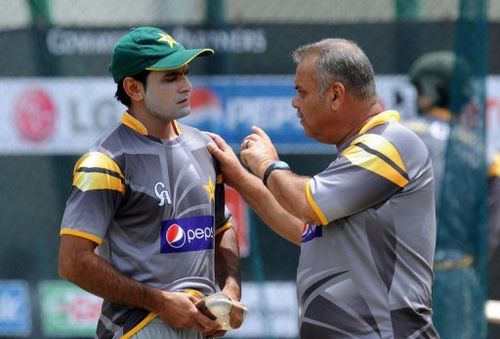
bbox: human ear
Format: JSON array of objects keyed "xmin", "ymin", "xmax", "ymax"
[
  {"xmin": 123, "ymin": 77, "xmax": 145, "ymax": 102},
  {"xmin": 329, "ymin": 82, "xmax": 345, "ymax": 110}
]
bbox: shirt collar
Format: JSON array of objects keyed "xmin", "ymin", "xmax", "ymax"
[
  {"xmin": 121, "ymin": 112, "xmax": 182, "ymax": 136},
  {"xmin": 357, "ymin": 110, "xmax": 400, "ymax": 135},
  {"xmin": 337, "ymin": 110, "xmax": 400, "ymax": 153}
]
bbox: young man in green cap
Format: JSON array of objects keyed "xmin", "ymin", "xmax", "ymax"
[{"xmin": 58, "ymin": 27, "xmax": 242, "ymax": 338}]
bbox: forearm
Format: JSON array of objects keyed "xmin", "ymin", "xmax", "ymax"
[
  {"xmin": 232, "ymin": 171, "xmax": 303, "ymax": 245},
  {"xmin": 264, "ymin": 170, "xmax": 320, "ymax": 225},
  {"xmin": 59, "ymin": 238, "xmax": 163, "ymax": 313},
  {"xmin": 215, "ymin": 227, "xmax": 241, "ymax": 300}
]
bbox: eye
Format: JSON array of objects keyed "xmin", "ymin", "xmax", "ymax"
[
  {"xmin": 163, "ymin": 75, "xmax": 178, "ymax": 83},
  {"xmin": 295, "ymin": 86, "xmax": 306, "ymax": 97}
]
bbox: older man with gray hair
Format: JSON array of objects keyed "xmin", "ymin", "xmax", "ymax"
[{"xmin": 208, "ymin": 38, "xmax": 439, "ymax": 338}]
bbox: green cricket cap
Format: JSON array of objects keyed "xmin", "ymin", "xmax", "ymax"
[{"xmin": 109, "ymin": 26, "xmax": 214, "ymax": 82}]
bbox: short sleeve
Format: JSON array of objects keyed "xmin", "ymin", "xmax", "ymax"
[
  {"xmin": 59, "ymin": 151, "xmax": 125, "ymax": 244},
  {"xmin": 214, "ymin": 173, "xmax": 233, "ymax": 235},
  {"xmin": 306, "ymin": 133, "xmax": 410, "ymax": 224}
]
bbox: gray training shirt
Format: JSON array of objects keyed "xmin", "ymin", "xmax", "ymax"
[
  {"xmin": 300, "ymin": 110, "xmax": 438, "ymax": 338},
  {"xmin": 60, "ymin": 112, "xmax": 232, "ymax": 339}
]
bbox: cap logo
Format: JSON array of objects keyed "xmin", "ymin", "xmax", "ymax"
[{"xmin": 158, "ymin": 33, "xmax": 179, "ymax": 48}]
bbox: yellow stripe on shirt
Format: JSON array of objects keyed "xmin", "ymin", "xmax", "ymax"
[
  {"xmin": 72, "ymin": 152, "xmax": 125, "ymax": 192},
  {"xmin": 121, "ymin": 312, "xmax": 157, "ymax": 339},
  {"xmin": 342, "ymin": 143, "xmax": 409, "ymax": 188},
  {"xmin": 74, "ymin": 152, "xmax": 124, "ymax": 179},
  {"xmin": 351, "ymin": 133, "xmax": 407, "ymax": 174},
  {"xmin": 60, "ymin": 228, "xmax": 103, "ymax": 244},
  {"xmin": 121, "ymin": 112, "xmax": 148, "ymax": 136},
  {"xmin": 73, "ymin": 171, "xmax": 125, "ymax": 193},
  {"xmin": 358, "ymin": 110, "xmax": 400, "ymax": 135},
  {"xmin": 305, "ymin": 180, "xmax": 329, "ymax": 225},
  {"xmin": 215, "ymin": 221, "xmax": 233, "ymax": 236}
]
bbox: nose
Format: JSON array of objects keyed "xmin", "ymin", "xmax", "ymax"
[
  {"xmin": 291, "ymin": 95, "xmax": 299, "ymax": 109},
  {"xmin": 180, "ymin": 76, "xmax": 192, "ymax": 93}
]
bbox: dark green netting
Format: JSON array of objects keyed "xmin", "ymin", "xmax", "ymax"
[{"xmin": 432, "ymin": 0, "xmax": 489, "ymax": 338}]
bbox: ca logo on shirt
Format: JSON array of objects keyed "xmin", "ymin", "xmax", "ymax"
[{"xmin": 154, "ymin": 182, "xmax": 172, "ymax": 206}]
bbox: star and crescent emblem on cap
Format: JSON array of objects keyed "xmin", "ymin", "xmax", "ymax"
[{"xmin": 158, "ymin": 33, "xmax": 179, "ymax": 48}]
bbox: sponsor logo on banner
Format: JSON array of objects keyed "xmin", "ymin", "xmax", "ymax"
[
  {"xmin": 160, "ymin": 216, "xmax": 214, "ymax": 253},
  {"xmin": 301, "ymin": 224, "xmax": 323, "ymax": 243},
  {"xmin": 0, "ymin": 280, "xmax": 31, "ymax": 336},
  {"xmin": 182, "ymin": 87, "xmax": 223, "ymax": 128},
  {"xmin": 14, "ymin": 88, "xmax": 57, "ymax": 142},
  {"xmin": 39, "ymin": 280, "xmax": 102, "ymax": 337},
  {"xmin": 1, "ymin": 76, "xmax": 500, "ymax": 154}
]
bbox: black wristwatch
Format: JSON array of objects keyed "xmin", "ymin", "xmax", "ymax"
[{"xmin": 262, "ymin": 161, "xmax": 291, "ymax": 187}]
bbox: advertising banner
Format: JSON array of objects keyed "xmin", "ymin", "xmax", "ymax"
[
  {"xmin": 38, "ymin": 280, "xmax": 102, "ymax": 337},
  {"xmin": 0, "ymin": 75, "xmax": 498, "ymax": 158},
  {"xmin": 231, "ymin": 281, "xmax": 298, "ymax": 338},
  {"xmin": 36, "ymin": 279, "xmax": 296, "ymax": 338},
  {"xmin": 225, "ymin": 186, "xmax": 250, "ymax": 257},
  {"xmin": 0, "ymin": 280, "xmax": 31, "ymax": 337},
  {"xmin": 4, "ymin": 24, "xmax": 500, "ymax": 76}
]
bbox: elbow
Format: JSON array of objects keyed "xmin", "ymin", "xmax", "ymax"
[
  {"xmin": 298, "ymin": 208, "xmax": 322, "ymax": 226},
  {"xmin": 58, "ymin": 250, "xmax": 84, "ymax": 282},
  {"xmin": 58, "ymin": 235, "xmax": 96, "ymax": 282},
  {"xmin": 58, "ymin": 255, "xmax": 72, "ymax": 280}
]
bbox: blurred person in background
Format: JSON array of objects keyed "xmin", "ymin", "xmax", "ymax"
[
  {"xmin": 405, "ymin": 51, "xmax": 488, "ymax": 339},
  {"xmin": 489, "ymin": 152, "xmax": 500, "ymax": 259},
  {"xmin": 207, "ymin": 38, "xmax": 439, "ymax": 338},
  {"xmin": 58, "ymin": 26, "xmax": 242, "ymax": 339}
]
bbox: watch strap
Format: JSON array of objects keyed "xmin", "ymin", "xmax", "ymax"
[{"xmin": 262, "ymin": 161, "xmax": 291, "ymax": 187}]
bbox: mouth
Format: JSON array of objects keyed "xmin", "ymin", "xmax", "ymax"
[
  {"xmin": 177, "ymin": 97, "xmax": 189, "ymax": 106},
  {"xmin": 296, "ymin": 110, "xmax": 304, "ymax": 120}
]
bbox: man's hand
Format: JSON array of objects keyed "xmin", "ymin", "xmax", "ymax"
[
  {"xmin": 59, "ymin": 236, "xmax": 224, "ymax": 337},
  {"xmin": 195, "ymin": 292, "xmax": 247, "ymax": 331},
  {"xmin": 240, "ymin": 126, "xmax": 279, "ymax": 178},
  {"xmin": 155, "ymin": 291, "xmax": 223, "ymax": 337},
  {"xmin": 206, "ymin": 132, "xmax": 253, "ymax": 189}
]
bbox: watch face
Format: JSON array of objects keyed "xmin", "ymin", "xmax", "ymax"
[
  {"xmin": 263, "ymin": 161, "xmax": 291, "ymax": 186},
  {"xmin": 275, "ymin": 161, "xmax": 290, "ymax": 169}
]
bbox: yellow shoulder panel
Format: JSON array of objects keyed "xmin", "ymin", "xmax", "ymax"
[
  {"xmin": 342, "ymin": 134, "xmax": 409, "ymax": 188},
  {"xmin": 74, "ymin": 152, "xmax": 123, "ymax": 177},
  {"xmin": 73, "ymin": 152, "xmax": 125, "ymax": 193}
]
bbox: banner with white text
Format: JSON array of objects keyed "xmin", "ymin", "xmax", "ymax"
[{"xmin": 1, "ymin": 76, "xmax": 498, "ymax": 158}]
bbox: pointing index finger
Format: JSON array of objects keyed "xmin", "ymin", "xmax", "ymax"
[{"xmin": 251, "ymin": 126, "xmax": 271, "ymax": 142}]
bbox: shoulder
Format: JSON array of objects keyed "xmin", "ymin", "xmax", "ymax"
[
  {"xmin": 90, "ymin": 124, "xmax": 129, "ymax": 154},
  {"xmin": 385, "ymin": 120, "xmax": 429, "ymax": 161},
  {"xmin": 351, "ymin": 120, "xmax": 428, "ymax": 157},
  {"xmin": 177, "ymin": 123, "xmax": 211, "ymax": 147},
  {"xmin": 75, "ymin": 125, "xmax": 126, "ymax": 173},
  {"xmin": 345, "ymin": 120, "xmax": 430, "ymax": 181},
  {"xmin": 384, "ymin": 120, "xmax": 428, "ymax": 150}
]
